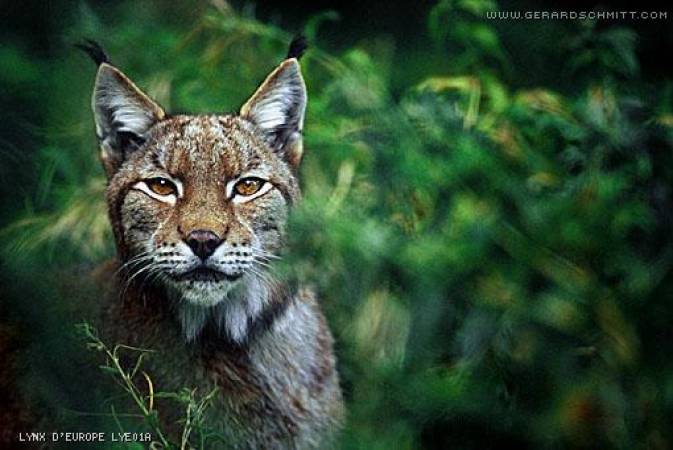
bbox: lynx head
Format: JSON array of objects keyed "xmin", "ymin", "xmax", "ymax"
[{"xmin": 85, "ymin": 40, "xmax": 307, "ymax": 342}]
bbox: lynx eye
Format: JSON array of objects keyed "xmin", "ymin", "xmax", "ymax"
[
  {"xmin": 234, "ymin": 178, "xmax": 264, "ymax": 196},
  {"xmin": 229, "ymin": 177, "xmax": 272, "ymax": 203},
  {"xmin": 146, "ymin": 178, "xmax": 178, "ymax": 196},
  {"xmin": 133, "ymin": 177, "xmax": 182, "ymax": 205}
]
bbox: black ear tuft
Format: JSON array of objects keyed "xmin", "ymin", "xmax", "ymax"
[
  {"xmin": 75, "ymin": 39, "xmax": 110, "ymax": 67},
  {"xmin": 286, "ymin": 35, "xmax": 308, "ymax": 60}
]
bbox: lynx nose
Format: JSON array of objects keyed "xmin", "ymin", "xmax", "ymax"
[{"xmin": 185, "ymin": 229, "xmax": 222, "ymax": 260}]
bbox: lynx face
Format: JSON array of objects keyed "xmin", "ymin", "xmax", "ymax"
[
  {"xmin": 90, "ymin": 52, "xmax": 307, "ymax": 340},
  {"xmin": 113, "ymin": 115, "xmax": 297, "ymax": 306}
]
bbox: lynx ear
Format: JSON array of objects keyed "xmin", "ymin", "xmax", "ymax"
[
  {"xmin": 92, "ymin": 63, "xmax": 165, "ymax": 176},
  {"xmin": 240, "ymin": 58, "xmax": 307, "ymax": 168}
]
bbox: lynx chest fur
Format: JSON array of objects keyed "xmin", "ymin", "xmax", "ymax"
[{"xmin": 82, "ymin": 40, "xmax": 344, "ymax": 449}]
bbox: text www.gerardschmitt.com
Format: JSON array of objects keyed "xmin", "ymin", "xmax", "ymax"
[{"xmin": 486, "ymin": 10, "xmax": 669, "ymax": 20}]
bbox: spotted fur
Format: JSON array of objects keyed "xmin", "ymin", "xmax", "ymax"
[{"xmin": 89, "ymin": 45, "xmax": 344, "ymax": 448}]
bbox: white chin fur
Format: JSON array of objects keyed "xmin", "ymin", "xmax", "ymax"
[
  {"xmin": 177, "ymin": 280, "xmax": 234, "ymax": 307},
  {"xmin": 172, "ymin": 275, "xmax": 270, "ymax": 343}
]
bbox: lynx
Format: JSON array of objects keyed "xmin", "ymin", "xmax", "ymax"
[{"xmin": 80, "ymin": 39, "xmax": 344, "ymax": 448}]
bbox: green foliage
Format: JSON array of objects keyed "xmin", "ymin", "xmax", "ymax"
[
  {"xmin": 78, "ymin": 323, "xmax": 219, "ymax": 449},
  {"xmin": 2, "ymin": 1, "xmax": 673, "ymax": 449}
]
